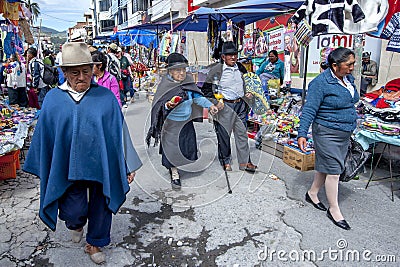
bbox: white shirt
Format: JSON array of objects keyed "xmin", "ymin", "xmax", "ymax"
[
  {"xmin": 219, "ymin": 63, "xmax": 244, "ymax": 100},
  {"xmin": 330, "ymin": 69, "xmax": 355, "ymax": 98},
  {"xmin": 6, "ymin": 62, "xmax": 27, "ymax": 88},
  {"xmin": 55, "ymin": 52, "xmax": 62, "ymax": 66},
  {"xmin": 59, "ymin": 81, "xmax": 89, "ymax": 102}
]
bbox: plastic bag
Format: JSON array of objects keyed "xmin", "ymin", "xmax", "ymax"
[{"xmin": 339, "ymin": 138, "xmax": 370, "ymax": 182}]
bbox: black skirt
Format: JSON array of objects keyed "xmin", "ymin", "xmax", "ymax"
[
  {"xmin": 312, "ymin": 123, "xmax": 352, "ymax": 175},
  {"xmin": 160, "ymin": 119, "xmax": 198, "ymax": 169}
]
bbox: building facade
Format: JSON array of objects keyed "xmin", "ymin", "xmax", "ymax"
[{"xmin": 90, "ymin": 0, "xmax": 244, "ymax": 39}]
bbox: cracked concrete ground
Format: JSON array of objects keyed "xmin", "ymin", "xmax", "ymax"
[{"xmin": 1, "ymin": 92, "xmax": 399, "ymax": 266}]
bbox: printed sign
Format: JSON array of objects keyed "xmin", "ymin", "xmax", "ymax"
[{"xmin": 268, "ymin": 27, "xmax": 285, "ymax": 53}]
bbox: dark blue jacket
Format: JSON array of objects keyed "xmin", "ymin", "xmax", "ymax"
[
  {"xmin": 298, "ymin": 69, "xmax": 359, "ymax": 138},
  {"xmin": 23, "ymin": 84, "xmax": 142, "ymax": 230}
]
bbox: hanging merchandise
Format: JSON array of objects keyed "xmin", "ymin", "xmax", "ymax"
[
  {"xmin": 19, "ymin": 3, "xmax": 32, "ymax": 20},
  {"xmin": 19, "ymin": 18, "xmax": 34, "ymax": 45},
  {"xmin": 242, "ymin": 32, "xmax": 254, "ymax": 57},
  {"xmin": 159, "ymin": 32, "xmax": 171, "ymax": 57},
  {"xmin": 3, "ymin": 31, "xmax": 23, "ymax": 59},
  {"xmin": 2, "ymin": 1, "xmax": 19, "ymax": 21},
  {"xmin": 381, "ymin": 12, "xmax": 400, "ymax": 53},
  {"xmin": 284, "ymin": 29, "xmax": 300, "ymax": 74},
  {"xmin": 179, "ymin": 31, "xmax": 186, "ymax": 56},
  {"xmin": 369, "ymin": 0, "xmax": 400, "ymax": 38},
  {"xmin": 207, "ymin": 17, "xmax": 219, "ymax": 57},
  {"xmin": 255, "ymin": 31, "xmax": 268, "ymax": 57},
  {"xmin": 291, "ymin": 0, "xmax": 365, "ymax": 36},
  {"xmin": 169, "ymin": 33, "xmax": 179, "ymax": 54},
  {"xmin": 235, "ymin": 21, "xmax": 245, "ymax": 48},
  {"xmin": 344, "ymin": 0, "xmax": 388, "ymax": 34},
  {"xmin": 294, "ymin": 19, "xmax": 313, "ymax": 47},
  {"xmin": 243, "ymin": 72, "xmax": 270, "ymax": 115},
  {"xmin": 226, "ymin": 19, "xmax": 233, "ymax": 41}
]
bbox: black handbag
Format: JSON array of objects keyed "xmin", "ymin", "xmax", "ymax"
[{"xmin": 339, "ymin": 138, "xmax": 370, "ymax": 182}]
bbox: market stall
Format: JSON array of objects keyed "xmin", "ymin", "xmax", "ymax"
[{"xmin": 0, "ymin": 98, "xmax": 37, "ymax": 180}]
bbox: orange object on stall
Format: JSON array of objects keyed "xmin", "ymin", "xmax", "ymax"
[{"xmin": 0, "ymin": 150, "xmax": 20, "ymax": 180}]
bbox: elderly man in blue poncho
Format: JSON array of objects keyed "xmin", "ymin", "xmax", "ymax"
[{"xmin": 23, "ymin": 42, "xmax": 142, "ymax": 265}]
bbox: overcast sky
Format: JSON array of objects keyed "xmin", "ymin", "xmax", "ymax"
[{"xmin": 35, "ymin": 0, "xmax": 91, "ymax": 32}]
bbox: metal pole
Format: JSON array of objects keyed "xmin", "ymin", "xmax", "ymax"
[
  {"xmin": 169, "ymin": 2, "xmax": 173, "ymax": 32},
  {"xmin": 38, "ymin": 19, "xmax": 42, "ymax": 58},
  {"xmin": 352, "ymin": 34, "xmax": 364, "ymax": 95},
  {"xmin": 301, "ymin": 45, "xmax": 309, "ymax": 105}
]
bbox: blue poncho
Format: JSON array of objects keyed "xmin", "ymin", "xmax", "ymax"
[{"xmin": 23, "ymin": 84, "xmax": 142, "ymax": 231}]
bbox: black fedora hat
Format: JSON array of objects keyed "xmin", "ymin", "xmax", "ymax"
[
  {"xmin": 166, "ymin": 53, "xmax": 188, "ymax": 69},
  {"xmin": 362, "ymin": 52, "xmax": 371, "ymax": 59},
  {"xmin": 222, "ymin": 41, "xmax": 239, "ymax": 55}
]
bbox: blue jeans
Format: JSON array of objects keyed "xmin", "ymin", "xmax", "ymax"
[{"xmin": 38, "ymin": 86, "xmax": 50, "ymax": 108}]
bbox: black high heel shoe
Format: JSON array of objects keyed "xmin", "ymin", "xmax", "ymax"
[
  {"xmin": 327, "ymin": 209, "xmax": 351, "ymax": 230},
  {"xmin": 305, "ymin": 192, "xmax": 327, "ymax": 211}
]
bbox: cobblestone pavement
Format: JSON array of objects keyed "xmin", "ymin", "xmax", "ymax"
[{"xmin": 1, "ymin": 93, "xmax": 399, "ymax": 266}]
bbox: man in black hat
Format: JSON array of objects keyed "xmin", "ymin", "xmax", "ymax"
[
  {"xmin": 360, "ymin": 52, "xmax": 378, "ymax": 96},
  {"xmin": 202, "ymin": 41, "xmax": 257, "ymax": 172}
]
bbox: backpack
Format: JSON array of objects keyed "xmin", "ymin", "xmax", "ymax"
[
  {"xmin": 106, "ymin": 54, "xmax": 121, "ymax": 81},
  {"xmin": 38, "ymin": 61, "xmax": 59, "ymax": 86}
]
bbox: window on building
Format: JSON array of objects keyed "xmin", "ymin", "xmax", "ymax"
[
  {"xmin": 101, "ymin": 20, "xmax": 114, "ymax": 31},
  {"xmin": 137, "ymin": 0, "xmax": 148, "ymax": 11},
  {"xmin": 99, "ymin": 0, "xmax": 111, "ymax": 12},
  {"xmin": 121, "ymin": 7, "xmax": 128, "ymax": 22},
  {"xmin": 132, "ymin": 0, "xmax": 138, "ymax": 13}
]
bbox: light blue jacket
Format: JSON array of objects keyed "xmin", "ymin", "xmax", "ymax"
[
  {"xmin": 255, "ymin": 58, "xmax": 284, "ymax": 81},
  {"xmin": 167, "ymin": 91, "xmax": 212, "ymax": 121}
]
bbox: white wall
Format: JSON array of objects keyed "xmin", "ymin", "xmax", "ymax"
[{"xmin": 377, "ymin": 39, "xmax": 400, "ymax": 88}]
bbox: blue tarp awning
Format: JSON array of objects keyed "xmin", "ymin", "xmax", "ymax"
[
  {"xmin": 174, "ymin": 7, "xmax": 285, "ymax": 32},
  {"xmin": 111, "ymin": 29, "xmax": 158, "ymax": 48},
  {"xmin": 93, "ymin": 35, "xmax": 112, "ymax": 41},
  {"xmin": 123, "ymin": 23, "xmax": 173, "ymax": 32},
  {"xmin": 223, "ymin": 0, "xmax": 304, "ymax": 10}
]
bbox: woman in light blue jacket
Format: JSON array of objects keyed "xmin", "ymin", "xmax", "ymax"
[{"xmin": 256, "ymin": 50, "xmax": 285, "ymax": 86}]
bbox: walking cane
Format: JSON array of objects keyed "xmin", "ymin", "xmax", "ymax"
[{"xmin": 214, "ymin": 120, "xmax": 232, "ymax": 194}]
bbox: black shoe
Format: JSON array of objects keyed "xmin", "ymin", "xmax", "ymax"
[
  {"xmin": 171, "ymin": 178, "xmax": 181, "ymax": 189},
  {"xmin": 327, "ymin": 209, "xmax": 351, "ymax": 230},
  {"xmin": 305, "ymin": 192, "xmax": 327, "ymax": 211}
]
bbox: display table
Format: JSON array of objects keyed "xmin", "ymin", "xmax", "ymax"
[
  {"xmin": 355, "ymin": 130, "xmax": 400, "ymax": 150},
  {"xmin": 356, "ymin": 130, "xmax": 400, "ymax": 201}
]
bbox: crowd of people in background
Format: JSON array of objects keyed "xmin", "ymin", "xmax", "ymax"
[
  {"xmin": 1, "ymin": 38, "xmax": 369, "ymax": 265},
  {"xmin": 1, "ymin": 42, "xmax": 138, "ymax": 110}
]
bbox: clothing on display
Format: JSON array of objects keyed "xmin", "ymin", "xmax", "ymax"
[
  {"xmin": 292, "ymin": 0, "xmax": 365, "ymax": 36},
  {"xmin": 344, "ymin": 0, "xmax": 388, "ymax": 34},
  {"xmin": 381, "ymin": 12, "xmax": 400, "ymax": 53}
]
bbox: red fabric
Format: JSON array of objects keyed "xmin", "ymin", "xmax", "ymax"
[
  {"xmin": 27, "ymin": 87, "xmax": 40, "ymax": 109},
  {"xmin": 375, "ymin": 98, "xmax": 390, "ymax": 108},
  {"xmin": 385, "ymin": 78, "xmax": 400, "ymax": 92},
  {"xmin": 119, "ymin": 80, "xmax": 124, "ymax": 91},
  {"xmin": 384, "ymin": 0, "xmax": 400, "ymax": 29}
]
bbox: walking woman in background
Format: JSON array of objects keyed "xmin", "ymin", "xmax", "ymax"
[
  {"xmin": 146, "ymin": 53, "xmax": 218, "ymax": 189},
  {"xmin": 297, "ymin": 48, "xmax": 359, "ymax": 230},
  {"xmin": 91, "ymin": 51, "xmax": 122, "ymax": 107},
  {"xmin": 5, "ymin": 53, "xmax": 28, "ymax": 107}
]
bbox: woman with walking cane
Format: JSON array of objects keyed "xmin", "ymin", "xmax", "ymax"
[{"xmin": 146, "ymin": 53, "xmax": 218, "ymax": 189}]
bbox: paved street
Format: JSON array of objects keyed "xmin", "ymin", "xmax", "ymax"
[{"xmin": 1, "ymin": 91, "xmax": 399, "ymax": 266}]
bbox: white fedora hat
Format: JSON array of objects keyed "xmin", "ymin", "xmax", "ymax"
[{"xmin": 60, "ymin": 42, "xmax": 97, "ymax": 67}]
